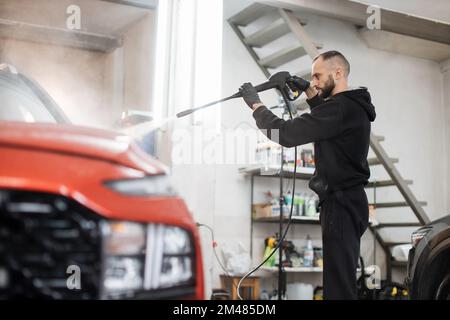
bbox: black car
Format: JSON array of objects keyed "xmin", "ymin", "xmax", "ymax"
[{"xmin": 407, "ymin": 215, "xmax": 450, "ymax": 299}]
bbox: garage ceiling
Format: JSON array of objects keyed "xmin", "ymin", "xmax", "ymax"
[
  {"xmin": 260, "ymin": 0, "xmax": 450, "ymax": 62},
  {"xmin": 359, "ymin": 29, "xmax": 450, "ymax": 62}
]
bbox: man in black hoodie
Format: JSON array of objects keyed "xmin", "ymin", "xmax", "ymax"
[{"xmin": 240, "ymin": 51, "xmax": 376, "ymax": 300}]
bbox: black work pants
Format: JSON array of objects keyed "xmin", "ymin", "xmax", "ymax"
[{"xmin": 319, "ymin": 185, "xmax": 369, "ymax": 300}]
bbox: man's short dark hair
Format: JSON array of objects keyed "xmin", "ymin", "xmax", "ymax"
[{"xmin": 313, "ymin": 50, "xmax": 350, "ymax": 77}]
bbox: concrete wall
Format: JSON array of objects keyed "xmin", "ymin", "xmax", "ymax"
[
  {"xmin": 0, "ymin": 38, "xmax": 116, "ymax": 128},
  {"xmin": 442, "ymin": 59, "xmax": 450, "ymax": 215},
  {"xmin": 0, "ymin": 11, "xmax": 156, "ymax": 130},
  {"xmin": 207, "ymin": 0, "xmax": 449, "ymax": 294},
  {"xmin": 122, "ymin": 14, "xmax": 156, "ymax": 114}
]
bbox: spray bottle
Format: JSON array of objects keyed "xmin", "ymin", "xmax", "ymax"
[
  {"xmin": 303, "ymin": 234, "xmax": 314, "ymax": 268},
  {"xmin": 263, "ymin": 235, "xmax": 278, "ymax": 267}
]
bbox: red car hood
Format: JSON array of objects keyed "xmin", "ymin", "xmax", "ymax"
[{"xmin": 0, "ymin": 121, "xmax": 166, "ymax": 175}]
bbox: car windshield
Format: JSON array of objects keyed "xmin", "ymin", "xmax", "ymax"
[{"xmin": 0, "ymin": 71, "xmax": 67, "ymax": 124}]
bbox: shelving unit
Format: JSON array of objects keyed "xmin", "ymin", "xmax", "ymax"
[
  {"xmin": 239, "ymin": 164, "xmax": 315, "ymax": 179},
  {"xmin": 253, "ymin": 215, "xmax": 319, "ymax": 225},
  {"xmin": 261, "ymin": 266, "xmax": 323, "ymax": 273},
  {"xmin": 240, "ymin": 162, "xmax": 379, "ymax": 289},
  {"xmin": 239, "ymin": 162, "xmax": 323, "ymax": 299},
  {"xmin": 239, "ymin": 163, "xmax": 320, "ymax": 258}
]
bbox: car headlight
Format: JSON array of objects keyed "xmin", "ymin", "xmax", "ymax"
[
  {"xmin": 158, "ymin": 226, "xmax": 194, "ymax": 288},
  {"xmin": 144, "ymin": 225, "xmax": 194, "ymax": 290},
  {"xmin": 101, "ymin": 221, "xmax": 194, "ymax": 296},
  {"xmin": 104, "ymin": 256, "xmax": 144, "ymax": 292},
  {"xmin": 101, "ymin": 221, "xmax": 146, "ymax": 294},
  {"xmin": 103, "ymin": 221, "xmax": 146, "ymax": 255},
  {"xmin": 104, "ymin": 175, "xmax": 176, "ymax": 196},
  {"xmin": 411, "ymin": 226, "xmax": 432, "ymax": 248}
]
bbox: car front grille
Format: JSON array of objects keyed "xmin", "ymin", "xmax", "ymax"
[{"xmin": 0, "ymin": 189, "xmax": 102, "ymax": 299}]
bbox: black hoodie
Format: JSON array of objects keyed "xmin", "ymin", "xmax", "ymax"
[{"xmin": 252, "ymin": 87, "xmax": 376, "ymax": 200}]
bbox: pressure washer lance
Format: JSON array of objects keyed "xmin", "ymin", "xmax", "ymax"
[{"xmin": 176, "ymin": 71, "xmax": 300, "ymax": 118}]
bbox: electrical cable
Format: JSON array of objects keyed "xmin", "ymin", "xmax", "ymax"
[
  {"xmin": 196, "ymin": 222, "xmax": 240, "ymax": 293},
  {"xmin": 236, "ymin": 94, "xmax": 298, "ymax": 300},
  {"xmin": 196, "ymin": 223, "xmax": 230, "ymax": 274}
]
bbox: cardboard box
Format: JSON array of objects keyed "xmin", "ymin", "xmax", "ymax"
[{"xmin": 252, "ymin": 203, "xmax": 273, "ymax": 219}]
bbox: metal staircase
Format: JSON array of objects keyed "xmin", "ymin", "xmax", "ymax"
[{"xmin": 228, "ymin": 2, "xmax": 431, "ymax": 282}]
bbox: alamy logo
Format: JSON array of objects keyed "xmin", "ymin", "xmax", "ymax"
[
  {"xmin": 366, "ymin": 265, "xmax": 381, "ymax": 289},
  {"xmin": 66, "ymin": 5, "xmax": 81, "ymax": 30},
  {"xmin": 366, "ymin": 5, "xmax": 381, "ymax": 30},
  {"xmin": 66, "ymin": 265, "xmax": 81, "ymax": 290}
]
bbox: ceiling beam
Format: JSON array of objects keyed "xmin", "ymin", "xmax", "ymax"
[
  {"xmin": 100, "ymin": 0, "xmax": 156, "ymax": 10},
  {"xmin": 0, "ymin": 18, "xmax": 122, "ymax": 53},
  {"xmin": 259, "ymin": 0, "xmax": 450, "ymax": 45}
]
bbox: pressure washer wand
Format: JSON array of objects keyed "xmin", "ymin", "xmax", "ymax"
[
  {"xmin": 176, "ymin": 92, "xmax": 241, "ymax": 118},
  {"xmin": 176, "ymin": 71, "xmax": 296, "ymax": 118}
]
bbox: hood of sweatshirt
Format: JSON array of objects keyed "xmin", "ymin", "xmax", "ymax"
[{"xmin": 338, "ymin": 87, "xmax": 376, "ymax": 122}]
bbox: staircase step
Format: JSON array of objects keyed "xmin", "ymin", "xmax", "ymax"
[
  {"xmin": 245, "ymin": 19, "xmax": 289, "ymax": 47},
  {"xmin": 368, "ymin": 157, "xmax": 398, "ymax": 166},
  {"xmin": 228, "ymin": 3, "xmax": 274, "ymax": 26},
  {"xmin": 260, "ymin": 45, "xmax": 307, "ymax": 68},
  {"xmin": 260, "ymin": 44, "xmax": 322, "ymax": 68},
  {"xmin": 375, "ymin": 222, "xmax": 422, "ymax": 228},
  {"xmin": 369, "ymin": 201, "xmax": 427, "ymax": 208},
  {"xmin": 385, "ymin": 242, "xmax": 410, "ymax": 247},
  {"xmin": 391, "ymin": 260, "xmax": 407, "ymax": 267},
  {"xmin": 365, "ymin": 179, "xmax": 412, "ymax": 188}
]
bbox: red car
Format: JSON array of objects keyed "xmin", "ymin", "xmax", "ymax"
[{"xmin": 0, "ymin": 63, "xmax": 204, "ymax": 299}]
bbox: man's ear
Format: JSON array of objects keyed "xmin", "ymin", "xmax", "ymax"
[{"xmin": 334, "ymin": 67, "xmax": 343, "ymax": 80}]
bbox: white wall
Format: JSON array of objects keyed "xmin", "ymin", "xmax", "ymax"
[
  {"xmin": 157, "ymin": 0, "xmax": 224, "ymax": 300},
  {"xmin": 442, "ymin": 59, "xmax": 450, "ymax": 215},
  {"xmin": 122, "ymin": 14, "xmax": 156, "ymax": 114}
]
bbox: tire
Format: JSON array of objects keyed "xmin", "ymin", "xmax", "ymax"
[
  {"xmin": 435, "ymin": 273, "xmax": 450, "ymax": 300},
  {"xmin": 415, "ymin": 250, "xmax": 450, "ymax": 299}
]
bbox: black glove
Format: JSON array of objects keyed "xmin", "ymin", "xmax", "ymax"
[
  {"xmin": 287, "ymin": 75, "xmax": 310, "ymax": 92},
  {"xmin": 239, "ymin": 82, "xmax": 262, "ymax": 109}
]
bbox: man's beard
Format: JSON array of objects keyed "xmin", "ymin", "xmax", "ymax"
[{"xmin": 318, "ymin": 75, "xmax": 335, "ymax": 99}]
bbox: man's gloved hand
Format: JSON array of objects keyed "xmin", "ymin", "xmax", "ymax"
[
  {"xmin": 287, "ymin": 75, "xmax": 310, "ymax": 92},
  {"xmin": 239, "ymin": 82, "xmax": 262, "ymax": 109}
]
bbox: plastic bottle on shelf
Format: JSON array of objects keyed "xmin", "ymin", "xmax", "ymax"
[
  {"xmin": 304, "ymin": 193, "xmax": 311, "ymax": 216},
  {"xmin": 293, "ymin": 193, "xmax": 301, "ymax": 216},
  {"xmin": 272, "ymin": 198, "xmax": 280, "ymax": 216},
  {"xmin": 306, "ymin": 194, "xmax": 317, "ymax": 217},
  {"xmin": 300, "ymin": 193, "xmax": 306, "ymax": 216},
  {"xmin": 303, "ymin": 235, "xmax": 314, "ymax": 268},
  {"xmin": 270, "ymin": 146, "xmax": 281, "ymax": 166},
  {"xmin": 284, "ymin": 191, "xmax": 292, "ymax": 216},
  {"xmin": 300, "ymin": 149, "xmax": 305, "ymax": 168}
]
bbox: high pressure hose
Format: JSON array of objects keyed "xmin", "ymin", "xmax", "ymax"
[{"xmin": 236, "ymin": 96, "xmax": 297, "ymax": 301}]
